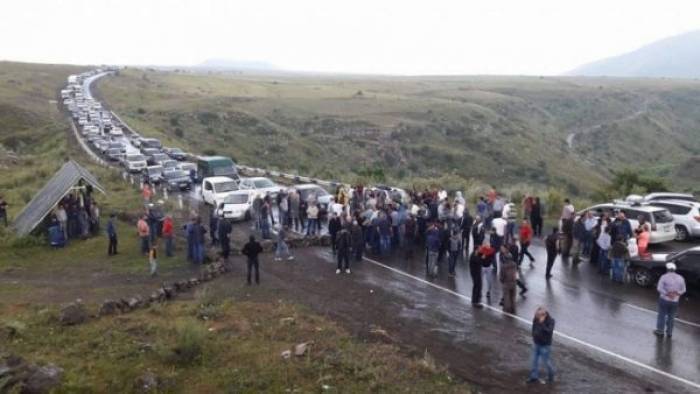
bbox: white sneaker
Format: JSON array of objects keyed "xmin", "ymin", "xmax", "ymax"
[
  {"xmin": 336, "ymin": 269, "xmax": 341, "ymax": 274},
  {"xmin": 274, "ymin": 257, "xmax": 282, "ymax": 261},
  {"xmin": 287, "ymin": 256, "xmax": 295, "ymax": 260},
  {"xmin": 345, "ymin": 269, "xmax": 351, "ymax": 274}
]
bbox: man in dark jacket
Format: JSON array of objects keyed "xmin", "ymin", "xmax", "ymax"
[
  {"xmin": 350, "ymin": 219, "xmax": 364, "ymax": 262},
  {"xmin": 469, "ymin": 251, "xmax": 483, "ymax": 308},
  {"xmin": 528, "ymin": 307, "xmax": 556, "ymax": 384},
  {"xmin": 336, "ymin": 227, "xmax": 352, "ymax": 274},
  {"xmin": 571, "ymin": 216, "xmax": 586, "ymax": 264},
  {"xmin": 609, "ymin": 235, "xmax": 629, "ymax": 283},
  {"xmin": 499, "ymin": 245, "xmax": 518, "ymax": 313},
  {"xmin": 106, "ymin": 213, "xmax": 118, "ymax": 256},
  {"xmin": 218, "ymin": 218, "xmax": 233, "ymax": 261},
  {"xmin": 545, "ymin": 227, "xmax": 559, "ymax": 279},
  {"xmin": 460, "ymin": 209, "xmax": 474, "ymax": 258},
  {"xmin": 242, "ymin": 235, "xmax": 263, "ymax": 285},
  {"xmin": 328, "ymin": 212, "xmax": 342, "ymax": 255}
]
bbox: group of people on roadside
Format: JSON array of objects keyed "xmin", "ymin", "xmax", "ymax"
[{"xmin": 47, "ymin": 182, "xmax": 100, "ymax": 247}]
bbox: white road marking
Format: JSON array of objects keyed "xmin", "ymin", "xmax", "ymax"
[
  {"xmin": 622, "ymin": 302, "xmax": 700, "ymax": 328},
  {"xmin": 361, "ymin": 256, "xmax": 700, "ymax": 391}
]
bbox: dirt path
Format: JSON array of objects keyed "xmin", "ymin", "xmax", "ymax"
[{"xmin": 566, "ymin": 98, "xmax": 652, "ymax": 149}]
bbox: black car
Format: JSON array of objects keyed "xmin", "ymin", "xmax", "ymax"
[
  {"xmin": 166, "ymin": 147, "xmax": 188, "ymax": 161},
  {"xmin": 163, "ymin": 169, "xmax": 192, "ymax": 191},
  {"xmin": 141, "ymin": 147, "xmax": 161, "ymax": 163},
  {"xmin": 629, "ymin": 246, "xmax": 700, "ymax": 288}
]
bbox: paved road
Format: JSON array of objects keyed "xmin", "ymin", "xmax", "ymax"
[{"xmin": 338, "ymin": 239, "xmax": 700, "ymax": 391}]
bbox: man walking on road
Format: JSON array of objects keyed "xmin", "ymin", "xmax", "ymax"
[
  {"xmin": 218, "ymin": 217, "xmax": 233, "ymax": 262},
  {"xmin": 655, "ymin": 263, "xmax": 686, "ymax": 338},
  {"xmin": 336, "ymin": 226, "xmax": 352, "ymax": 274},
  {"xmin": 545, "ymin": 227, "xmax": 559, "ymax": 279},
  {"xmin": 469, "ymin": 250, "xmax": 483, "ymax": 308},
  {"xmin": 242, "ymin": 235, "xmax": 263, "ymax": 285},
  {"xmin": 528, "ymin": 307, "xmax": 556, "ymax": 384}
]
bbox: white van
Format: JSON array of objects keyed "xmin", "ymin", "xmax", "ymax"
[{"xmin": 578, "ymin": 202, "xmax": 676, "ymax": 244}]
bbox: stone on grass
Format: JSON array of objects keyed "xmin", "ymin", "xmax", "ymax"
[
  {"xmin": 98, "ymin": 300, "xmax": 119, "ymax": 316},
  {"xmin": 59, "ymin": 302, "xmax": 87, "ymax": 326},
  {"xmin": 24, "ymin": 364, "xmax": 63, "ymax": 394},
  {"xmin": 294, "ymin": 342, "xmax": 311, "ymax": 357}
]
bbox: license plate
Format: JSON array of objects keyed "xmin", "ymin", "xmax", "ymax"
[{"xmin": 180, "ymin": 183, "xmax": 188, "ymax": 187}]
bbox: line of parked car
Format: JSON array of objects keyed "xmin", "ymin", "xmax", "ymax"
[{"xmin": 574, "ymin": 192, "xmax": 700, "ymax": 288}]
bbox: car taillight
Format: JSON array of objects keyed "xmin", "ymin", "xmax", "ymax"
[{"xmin": 695, "ymin": 216, "xmax": 700, "ymax": 223}]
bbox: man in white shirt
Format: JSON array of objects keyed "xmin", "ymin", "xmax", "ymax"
[
  {"xmin": 491, "ymin": 215, "xmax": 508, "ymax": 251},
  {"xmin": 655, "ymin": 263, "xmax": 686, "ymax": 338}
]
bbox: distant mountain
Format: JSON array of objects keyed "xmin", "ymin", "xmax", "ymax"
[
  {"xmin": 569, "ymin": 30, "xmax": 700, "ymax": 78},
  {"xmin": 194, "ymin": 58, "xmax": 277, "ymax": 71}
]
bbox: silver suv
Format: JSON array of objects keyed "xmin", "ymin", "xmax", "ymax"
[{"xmin": 647, "ymin": 200, "xmax": 700, "ymax": 241}]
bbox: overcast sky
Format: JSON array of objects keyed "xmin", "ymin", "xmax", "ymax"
[{"xmin": 1, "ymin": 0, "xmax": 698, "ymax": 75}]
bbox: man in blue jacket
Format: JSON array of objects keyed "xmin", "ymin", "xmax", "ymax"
[{"xmin": 106, "ymin": 213, "xmax": 118, "ymax": 256}]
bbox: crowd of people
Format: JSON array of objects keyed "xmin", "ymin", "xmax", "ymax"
[{"xmin": 46, "ymin": 181, "xmax": 101, "ymax": 247}]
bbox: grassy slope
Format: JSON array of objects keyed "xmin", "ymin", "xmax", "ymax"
[
  {"xmin": 0, "ymin": 61, "xmax": 471, "ymax": 392},
  {"xmin": 98, "ymin": 69, "xmax": 700, "ymax": 196}
]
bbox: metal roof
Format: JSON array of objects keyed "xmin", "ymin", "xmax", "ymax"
[{"xmin": 13, "ymin": 160, "xmax": 105, "ymax": 236}]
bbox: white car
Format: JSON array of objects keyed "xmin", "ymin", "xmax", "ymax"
[
  {"xmin": 578, "ymin": 202, "xmax": 676, "ymax": 244},
  {"xmin": 647, "ymin": 200, "xmax": 700, "ymax": 241},
  {"xmin": 201, "ymin": 176, "xmax": 240, "ymax": 206},
  {"xmin": 109, "ymin": 127, "xmax": 124, "ymax": 137},
  {"xmin": 124, "ymin": 154, "xmax": 148, "ymax": 173},
  {"xmin": 238, "ymin": 177, "xmax": 285, "ymax": 198},
  {"xmin": 636, "ymin": 193, "xmax": 698, "ymax": 203},
  {"xmin": 294, "ymin": 184, "xmax": 332, "ymax": 209},
  {"xmin": 215, "ymin": 190, "xmax": 256, "ymax": 221}
]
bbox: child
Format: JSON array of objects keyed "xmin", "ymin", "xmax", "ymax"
[{"xmin": 149, "ymin": 241, "xmax": 158, "ymax": 277}]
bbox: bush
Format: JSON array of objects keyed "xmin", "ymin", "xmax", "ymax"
[
  {"xmin": 167, "ymin": 321, "xmax": 206, "ymax": 366},
  {"xmin": 174, "ymin": 128, "xmax": 184, "ymax": 137},
  {"xmin": 137, "ymin": 108, "xmax": 146, "ymax": 115}
]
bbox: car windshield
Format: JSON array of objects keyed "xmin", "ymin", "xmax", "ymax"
[
  {"xmin": 653, "ymin": 209, "xmax": 674, "ymax": 223},
  {"xmin": 254, "ymin": 179, "xmax": 275, "ymax": 188},
  {"xmin": 109, "ymin": 143, "xmax": 123, "ymax": 149},
  {"xmin": 163, "ymin": 161, "xmax": 178, "ymax": 168},
  {"xmin": 223, "ymin": 194, "xmax": 249, "ymax": 204},
  {"xmin": 164, "ymin": 170, "xmax": 187, "ymax": 179},
  {"xmin": 127, "ymin": 155, "xmax": 146, "ymax": 161},
  {"xmin": 215, "ymin": 181, "xmax": 238, "ymax": 193},
  {"xmin": 107, "ymin": 149, "xmax": 121, "ymax": 154}
]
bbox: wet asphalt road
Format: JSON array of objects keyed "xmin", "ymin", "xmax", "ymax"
[{"xmin": 304, "ymin": 239, "xmax": 700, "ymax": 391}]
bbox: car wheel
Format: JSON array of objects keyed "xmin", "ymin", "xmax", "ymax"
[
  {"xmin": 675, "ymin": 225, "xmax": 690, "ymax": 242},
  {"xmin": 633, "ymin": 268, "xmax": 654, "ymax": 287}
]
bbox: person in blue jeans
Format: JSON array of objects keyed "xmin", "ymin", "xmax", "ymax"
[
  {"xmin": 655, "ymin": 263, "xmax": 686, "ymax": 338},
  {"xmin": 609, "ymin": 236, "xmax": 629, "ymax": 283},
  {"xmin": 528, "ymin": 307, "xmax": 555, "ymax": 384}
]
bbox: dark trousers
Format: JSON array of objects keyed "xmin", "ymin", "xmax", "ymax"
[
  {"xmin": 353, "ymin": 244, "xmax": 363, "ymax": 261},
  {"xmin": 448, "ymin": 251, "xmax": 459, "ymax": 274},
  {"xmin": 337, "ymin": 249, "xmax": 350, "ymax": 270},
  {"xmin": 140, "ymin": 236, "xmax": 150, "ymax": 255},
  {"xmin": 546, "ymin": 251, "xmax": 556, "ymax": 277},
  {"xmin": 247, "ymin": 258, "xmax": 259, "ymax": 285},
  {"xmin": 461, "ymin": 233, "xmax": 470, "ymax": 257},
  {"xmin": 0, "ymin": 213, "xmax": 7, "ymax": 227},
  {"xmin": 221, "ymin": 237, "xmax": 231, "ymax": 259},
  {"xmin": 108, "ymin": 235, "xmax": 118, "ymax": 255},
  {"xmin": 470, "ymin": 264, "xmax": 482, "ymax": 304},
  {"xmin": 531, "ymin": 216, "xmax": 543, "ymax": 237},
  {"xmin": 519, "ymin": 242, "xmax": 535, "ymax": 263},
  {"xmin": 330, "ymin": 233, "xmax": 337, "ymax": 254}
]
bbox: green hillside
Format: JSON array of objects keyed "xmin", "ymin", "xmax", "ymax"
[{"xmin": 97, "ymin": 69, "xmax": 700, "ymax": 196}]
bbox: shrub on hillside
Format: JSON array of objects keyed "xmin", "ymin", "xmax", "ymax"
[{"xmin": 165, "ymin": 321, "xmax": 207, "ymax": 366}]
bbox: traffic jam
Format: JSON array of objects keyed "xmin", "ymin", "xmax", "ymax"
[{"xmin": 63, "ymin": 69, "xmax": 700, "ymax": 296}]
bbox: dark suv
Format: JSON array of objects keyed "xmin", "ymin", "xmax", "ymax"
[{"xmin": 629, "ymin": 246, "xmax": 700, "ymax": 288}]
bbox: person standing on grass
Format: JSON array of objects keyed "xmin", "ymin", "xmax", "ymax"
[
  {"xmin": 162, "ymin": 215, "xmax": 174, "ymax": 257},
  {"xmin": 242, "ymin": 235, "xmax": 263, "ymax": 285},
  {"xmin": 275, "ymin": 225, "xmax": 294, "ymax": 261},
  {"xmin": 106, "ymin": 213, "xmax": 118, "ymax": 256},
  {"xmin": 0, "ymin": 195, "xmax": 7, "ymax": 227},
  {"xmin": 499, "ymin": 245, "xmax": 518, "ymax": 314},
  {"xmin": 192, "ymin": 217, "xmax": 207, "ymax": 264},
  {"xmin": 137, "ymin": 214, "xmax": 150, "ymax": 255},
  {"xmin": 209, "ymin": 209, "xmax": 219, "ymax": 246},
  {"xmin": 519, "ymin": 218, "xmax": 535, "ymax": 266},
  {"xmin": 148, "ymin": 240, "xmax": 158, "ymax": 277},
  {"xmin": 528, "ymin": 307, "xmax": 556, "ymax": 384},
  {"xmin": 469, "ymin": 250, "xmax": 483, "ymax": 308},
  {"xmin": 655, "ymin": 263, "xmax": 686, "ymax": 339},
  {"xmin": 545, "ymin": 227, "xmax": 559, "ymax": 280},
  {"xmin": 336, "ymin": 225, "xmax": 352, "ymax": 274},
  {"xmin": 142, "ymin": 182, "xmax": 153, "ymax": 202}
]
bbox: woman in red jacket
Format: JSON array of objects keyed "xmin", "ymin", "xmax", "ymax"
[
  {"xmin": 162, "ymin": 215, "xmax": 174, "ymax": 257},
  {"xmin": 519, "ymin": 219, "xmax": 535, "ymax": 266}
]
